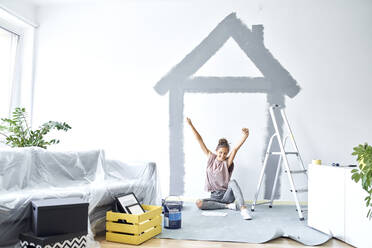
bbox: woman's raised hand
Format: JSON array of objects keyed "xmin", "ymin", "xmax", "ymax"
[
  {"xmin": 186, "ymin": 117, "xmax": 210, "ymax": 156},
  {"xmin": 186, "ymin": 117, "xmax": 192, "ymax": 126},
  {"xmin": 242, "ymin": 128, "xmax": 249, "ymax": 137}
]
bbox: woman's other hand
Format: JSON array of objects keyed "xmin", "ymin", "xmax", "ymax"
[{"xmin": 242, "ymin": 128, "xmax": 249, "ymax": 137}]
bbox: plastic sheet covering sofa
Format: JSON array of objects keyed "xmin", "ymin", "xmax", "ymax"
[{"xmin": 0, "ymin": 147, "xmax": 159, "ymax": 247}]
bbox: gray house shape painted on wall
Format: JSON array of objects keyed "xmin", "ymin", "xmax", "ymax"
[{"xmin": 154, "ymin": 13, "xmax": 301, "ymax": 196}]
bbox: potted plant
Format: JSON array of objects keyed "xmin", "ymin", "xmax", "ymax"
[
  {"xmin": 351, "ymin": 143, "xmax": 372, "ymax": 219},
  {"xmin": 0, "ymin": 107, "xmax": 71, "ymax": 149}
]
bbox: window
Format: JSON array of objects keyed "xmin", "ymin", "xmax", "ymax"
[
  {"xmin": 0, "ymin": 6, "xmax": 36, "ymax": 122},
  {"xmin": 0, "ymin": 26, "xmax": 18, "ymax": 118}
]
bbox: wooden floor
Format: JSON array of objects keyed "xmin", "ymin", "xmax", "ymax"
[{"xmin": 97, "ymin": 236, "xmax": 353, "ymax": 248}]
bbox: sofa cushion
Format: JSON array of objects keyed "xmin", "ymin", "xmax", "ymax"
[
  {"xmin": 0, "ymin": 148, "xmax": 105, "ymax": 190},
  {"xmin": 104, "ymin": 160, "xmax": 155, "ymax": 180},
  {"xmin": 0, "ymin": 148, "xmax": 33, "ymax": 190},
  {"xmin": 29, "ymin": 148, "xmax": 105, "ymax": 188}
]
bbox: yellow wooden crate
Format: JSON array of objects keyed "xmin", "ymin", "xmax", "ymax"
[{"xmin": 106, "ymin": 205, "xmax": 162, "ymax": 245}]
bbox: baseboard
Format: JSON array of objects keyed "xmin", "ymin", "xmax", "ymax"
[
  {"xmin": 166, "ymin": 196, "xmax": 308, "ymax": 206},
  {"xmin": 245, "ymin": 200, "xmax": 308, "ymax": 205}
]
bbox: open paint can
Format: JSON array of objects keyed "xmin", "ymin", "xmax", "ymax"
[{"xmin": 163, "ymin": 204, "xmax": 181, "ymax": 229}]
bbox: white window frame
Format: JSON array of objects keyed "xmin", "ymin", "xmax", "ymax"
[
  {"xmin": 0, "ymin": 7, "xmax": 36, "ymax": 122},
  {"xmin": 0, "ymin": 18, "xmax": 23, "ymax": 114}
]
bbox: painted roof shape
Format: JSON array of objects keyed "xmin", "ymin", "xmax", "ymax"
[{"xmin": 154, "ymin": 12, "xmax": 300, "ymax": 98}]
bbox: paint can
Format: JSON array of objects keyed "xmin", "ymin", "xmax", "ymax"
[{"xmin": 163, "ymin": 204, "xmax": 181, "ymax": 229}]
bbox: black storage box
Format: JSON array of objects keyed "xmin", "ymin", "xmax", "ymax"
[
  {"xmin": 32, "ymin": 197, "xmax": 89, "ymax": 237},
  {"xmin": 19, "ymin": 231, "xmax": 87, "ymax": 248}
]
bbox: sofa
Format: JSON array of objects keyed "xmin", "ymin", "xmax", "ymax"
[{"xmin": 0, "ymin": 147, "xmax": 159, "ymax": 247}]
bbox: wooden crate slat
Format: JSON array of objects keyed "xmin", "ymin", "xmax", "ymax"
[
  {"xmin": 106, "ymin": 231, "xmax": 141, "ymax": 245},
  {"xmin": 106, "ymin": 211, "xmax": 139, "ymax": 223},
  {"xmin": 106, "ymin": 225, "xmax": 162, "ymax": 245},
  {"xmin": 106, "ymin": 221, "xmax": 139, "ymax": 234},
  {"xmin": 138, "ymin": 215, "xmax": 161, "ymax": 233},
  {"xmin": 138, "ymin": 205, "xmax": 162, "ymax": 223}
]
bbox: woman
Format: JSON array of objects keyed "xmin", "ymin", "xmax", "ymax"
[{"xmin": 186, "ymin": 117, "xmax": 252, "ymax": 220}]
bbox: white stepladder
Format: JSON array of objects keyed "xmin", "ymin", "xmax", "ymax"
[{"xmin": 251, "ymin": 104, "xmax": 308, "ymax": 220}]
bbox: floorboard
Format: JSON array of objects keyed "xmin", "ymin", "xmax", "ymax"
[{"xmin": 97, "ymin": 236, "xmax": 353, "ymax": 247}]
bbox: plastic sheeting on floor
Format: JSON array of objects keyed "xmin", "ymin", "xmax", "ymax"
[{"xmin": 158, "ymin": 202, "xmax": 331, "ymax": 246}]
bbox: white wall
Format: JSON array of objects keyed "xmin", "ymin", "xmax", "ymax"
[{"xmin": 31, "ymin": 0, "xmax": 372, "ymax": 200}]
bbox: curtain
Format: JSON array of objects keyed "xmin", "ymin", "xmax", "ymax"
[{"xmin": 0, "ymin": 26, "xmax": 19, "ymax": 118}]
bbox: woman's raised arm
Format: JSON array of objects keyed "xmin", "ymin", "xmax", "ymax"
[
  {"xmin": 186, "ymin": 117, "xmax": 211, "ymax": 157},
  {"xmin": 228, "ymin": 128, "xmax": 249, "ymax": 167}
]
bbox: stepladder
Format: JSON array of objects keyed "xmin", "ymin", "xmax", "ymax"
[{"xmin": 251, "ymin": 104, "xmax": 308, "ymax": 220}]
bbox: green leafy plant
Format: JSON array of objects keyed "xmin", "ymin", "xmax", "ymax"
[
  {"xmin": 351, "ymin": 143, "xmax": 372, "ymax": 220},
  {"xmin": 0, "ymin": 107, "xmax": 71, "ymax": 149}
]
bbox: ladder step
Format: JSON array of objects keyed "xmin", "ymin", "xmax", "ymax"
[
  {"xmin": 290, "ymin": 188, "xmax": 308, "ymax": 193},
  {"xmin": 254, "ymin": 201, "xmax": 271, "ymax": 206},
  {"xmin": 269, "ymin": 152, "xmax": 298, "ymax": 155},
  {"xmin": 284, "ymin": 170, "xmax": 307, "ymax": 174}
]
